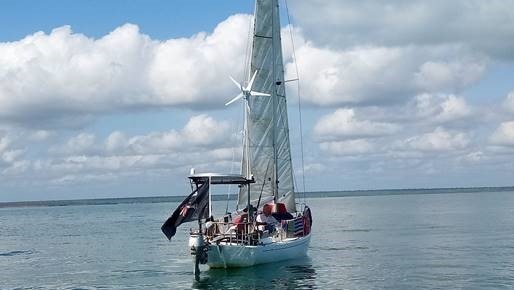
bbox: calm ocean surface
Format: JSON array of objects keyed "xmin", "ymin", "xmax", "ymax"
[{"xmin": 1, "ymin": 190, "xmax": 514, "ymax": 289}]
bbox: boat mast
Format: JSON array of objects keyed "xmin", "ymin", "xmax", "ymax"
[{"xmin": 271, "ymin": 0, "xmax": 279, "ymax": 202}]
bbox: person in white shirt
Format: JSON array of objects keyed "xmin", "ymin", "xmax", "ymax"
[{"xmin": 256, "ymin": 203, "xmax": 278, "ymax": 232}]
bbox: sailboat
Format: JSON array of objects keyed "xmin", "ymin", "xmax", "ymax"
[{"xmin": 161, "ymin": 0, "xmax": 312, "ymax": 274}]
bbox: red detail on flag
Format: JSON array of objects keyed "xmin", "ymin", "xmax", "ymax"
[{"xmin": 180, "ymin": 205, "xmax": 190, "ymax": 217}]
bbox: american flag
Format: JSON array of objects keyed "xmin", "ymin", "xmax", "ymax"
[{"xmin": 282, "ymin": 217, "xmax": 304, "ymax": 236}]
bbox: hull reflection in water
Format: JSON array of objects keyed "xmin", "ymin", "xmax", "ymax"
[{"xmin": 193, "ymin": 257, "xmax": 317, "ymax": 289}]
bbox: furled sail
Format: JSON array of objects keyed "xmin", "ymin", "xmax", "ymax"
[{"xmin": 238, "ymin": 0, "xmax": 296, "ymax": 212}]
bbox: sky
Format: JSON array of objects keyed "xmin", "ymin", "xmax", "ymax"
[{"xmin": 1, "ymin": 0, "xmax": 514, "ymax": 202}]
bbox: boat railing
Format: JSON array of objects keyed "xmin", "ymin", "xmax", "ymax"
[
  {"xmin": 202, "ymin": 221, "xmax": 260, "ymax": 245},
  {"xmin": 203, "ymin": 215, "xmax": 308, "ymax": 246}
]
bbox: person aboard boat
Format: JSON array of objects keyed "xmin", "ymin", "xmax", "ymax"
[
  {"xmin": 256, "ymin": 203, "xmax": 278, "ymax": 232},
  {"xmin": 271, "ymin": 202, "xmax": 294, "ymax": 221}
]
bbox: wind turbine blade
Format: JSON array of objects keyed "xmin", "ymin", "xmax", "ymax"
[
  {"xmin": 246, "ymin": 70, "xmax": 258, "ymax": 91},
  {"xmin": 225, "ymin": 93, "xmax": 243, "ymax": 106},
  {"xmin": 229, "ymin": 76, "xmax": 242, "ymax": 91},
  {"xmin": 250, "ymin": 91, "xmax": 271, "ymax": 97}
]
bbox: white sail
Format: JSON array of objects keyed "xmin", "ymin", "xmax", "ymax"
[{"xmin": 238, "ymin": 0, "xmax": 296, "ymax": 212}]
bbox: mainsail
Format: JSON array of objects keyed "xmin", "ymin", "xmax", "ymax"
[{"xmin": 238, "ymin": 0, "xmax": 296, "ymax": 212}]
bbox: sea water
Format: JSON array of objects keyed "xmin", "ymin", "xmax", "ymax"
[{"xmin": 1, "ymin": 190, "xmax": 514, "ymax": 289}]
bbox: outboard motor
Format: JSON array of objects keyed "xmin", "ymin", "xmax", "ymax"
[{"xmin": 189, "ymin": 234, "xmax": 208, "ymax": 276}]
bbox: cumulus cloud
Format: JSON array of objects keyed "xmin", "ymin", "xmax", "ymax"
[
  {"xmin": 319, "ymin": 139, "xmax": 375, "ymax": 156},
  {"xmin": 503, "ymin": 92, "xmax": 514, "ymax": 114},
  {"xmin": 489, "ymin": 121, "xmax": 514, "ymax": 146},
  {"xmin": 132, "ymin": 115, "xmax": 229, "ymax": 154},
  {"xmin": 289, "ymin": 0, "xmax": 514, "ymax": 59},
  {"xmin": 0, "ymin": 114, "xmax": 239, "ymax": 192},
  {"xmin": 27, "ymin": 130, "xmax": 54, "ymax": 141},
  {"xmin": 314, "ymin": 108, "xmax": 399, "ymax": 140},
  {"xmin": 0, "ymin": 10, "xmax": 492, "ymax": 127},
  {"xmin": 396, "ymin": 127, "xmax": 470, "ymax": 152},
  {"xmin": 0, "ymin": 135, "xmax": 9, "ymax": 153},
  {"xmin": 288, "ymin": 43, "xmax": 487, "ymax": 106},
  {"xmin": 50, "ymin": 133, "xmax": 97, "ymax": 155},
  {"xmin": 50, "ymin": 114, "xmax": 232, "ymax": 160},
  {"xmin": 0, "ymin": 133, "xmax": 29, "ymax": 175},
  {"xmin": 414, "ymin": 60, "xmax": 485, "ymax": 92},
  {"xmin": 0, "ymin": 15, "xmax": 251, "ymax": 127},
  {"xmin": 463, "ymin": 151, "xmax": 486, "ymax": 163},
  {"xmin": 413, "ymin": 94, "xmax": 473, "ymax": 124},
  {"xmin": 106, "ymin": 114, "xmax": 231, "ymax": 155},
  {"xmin": 27, "ymin": 114, "xmax": 237, "ymax": 185}
]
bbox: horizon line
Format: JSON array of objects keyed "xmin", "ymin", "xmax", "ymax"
[{"xmin": 1, "ymin": 185, "xmax": 513, "ymax": 208}]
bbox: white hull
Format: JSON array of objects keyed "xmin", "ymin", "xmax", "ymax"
[{"xmin": 206, "ymin": 234, "xmax": 311, "ymax": 268}]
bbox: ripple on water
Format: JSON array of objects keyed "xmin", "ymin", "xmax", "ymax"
[
  {"xmin": 0, "ymin": 250, "xmax": 33, "ymax": 257},
  {"xmin": 313, "ymin": 245, "xmax": 370, "ymax": 251}
]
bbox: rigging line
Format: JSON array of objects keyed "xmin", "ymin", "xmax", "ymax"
[
  {"xmin": 284, "ymin": 0, "xmax": 307, "ymax": 201},
  {"xmin": 244, "ymin": 9, "xmax": 253, "ymax": 81},
  {"xmin": 225, "ymin": 120, "xmax": 238, "ymax": 214}
]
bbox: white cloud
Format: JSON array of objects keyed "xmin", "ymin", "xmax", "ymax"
[
  {"xmin": 49, "ymin": 114, "xmax": 231, "ymax": 159},
  {"xmin": 50, "ymin": 173, "xmax": 118, "ymax": 186},
  {"xmin": 0, "ymin": 135, "xmax": 9, "ymax": 153},
  {"xmin": 414, "ymin": 61, "xmax": 485, "ymax": 92},
  {"xmin": 50, "ymin": 133, "xmax": 96, "ymax": 155},
  {"xmin": 289, "ymin": 0, "xmax": 514, "ymax": 59},
  {"xmin": 397, "ymin": 127, "xmax": 470, "ymax": 152},
  {"xmin": 489, "ymin": 121, "xmax": 514, "ymax": 146},
  {"xmin": 105, "ymin": 131, "xmax": 127, "ymax": 153},
  {"xmin": 0, "ymin": 133, "xmax": 29, "ymax": 175},
  {"xmin": 0, "ymin": 12, "xmax": 492, "ymax": 128},
  {"xmin": 3, "ymin": 160, "xmax": 31, "ymax": 175},
  {"xmin": 414, "ymin": 94, "xmax": 473, "ymax": 124},
  {"xmin": 314, "ymin": 108, "xmax": 399, "ymax": 140},
  {"xmin": 319, "ymin": 139, "xmax": 375, "ymax": 156},
  {"xmin": 0, "ymin": 15, "xmax": 251, "ymax": 127},
  {"xmin": 27, "ymin": 130, "xmax": 54, "ymax": 141},
  {"xmin": 463, "ymin": 151, "xmax": 486, "ymax": 163},
  {"xmin": 123, "ymin": 114, "xmax": 231, "ymax": 155},
  {"xmin": 24, "ymin": 115, "xmax": 236, "ymax": 186},
  {"xmin": 503, "ymin": 92, "xmax": 514, "ymax": 114},
  {"xmin": 301, "ymin": 162, "xmax": 326, "ymax": 175},
  {"xmin": 288, "ymin": 43, "xmax": 487, "ymax": 106},
  {"xmin": 2, "ymin": 149, "xmax": 24, "ymax": 163},
  {"xmin": 289, "ymin": 45, "xmax": 410, "ymax": 105}
]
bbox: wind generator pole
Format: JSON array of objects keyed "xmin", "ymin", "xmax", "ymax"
[
  {"xmin": 247, "ymin": 183, "xmax": 252, "ymax": 222},
  {"xmin": 245, "ymin": 96, "xmax": 253, "ymax": 223}
]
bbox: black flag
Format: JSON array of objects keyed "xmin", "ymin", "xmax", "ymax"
[{"xmin": 161, "ymin": 182, "xmax": 210, "ymax": 240}]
